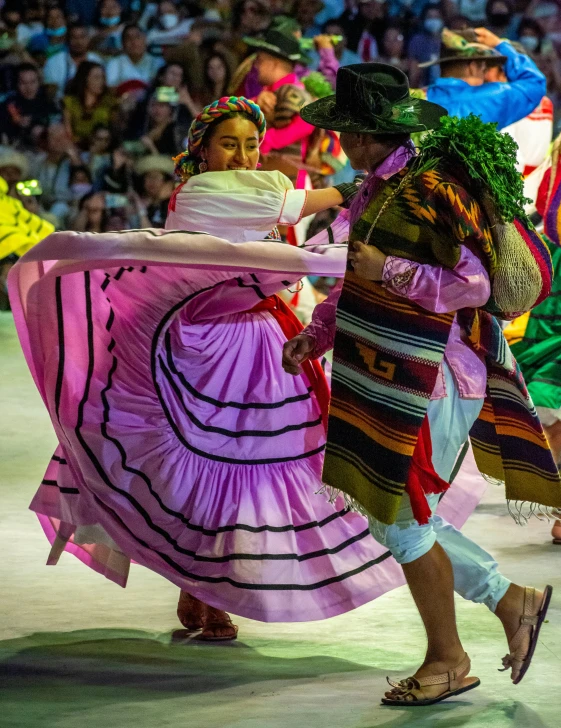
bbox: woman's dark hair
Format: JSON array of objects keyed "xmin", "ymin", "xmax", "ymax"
[
  {"xmin": 518, "ymin": 18, "xmax": 545, "ymax": 43},
  {"xmin": 91, "ymin": 123, "xmax": 118, "ymax": 151},
  {"xmin": 202, "ymin": 52, "xmax": 231, "ymax": 97},
  {"xmin": 419, "ymin": 2, "xmax": 444, "ymax": 24},
  {"xmin": 200, "ymin": 110, "xmax": 258, "ymax": 148},
  {"xmin": 78, "ymin": 190, "xmax": 109, "ymax": 230},
  {"xmin": 16, "ymin": 62, "xmax": 40, "ymax": 82},
  {"xmin": 230, "ymin": 0, "xmax": 268, "ymax": 33},
  {"xmin": 70, "ymin": 164, "xmax": 93, "ymax": 184},
  {"xmin": 486, "ymin": 0, "xmax": 514, "ymax": 17},
  {"xmin": 67, "ymin": 61, "xmax": 107, "ymax": 104}
]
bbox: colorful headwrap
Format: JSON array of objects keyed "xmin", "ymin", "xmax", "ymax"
[{"xmin": 173, "ymin": 96, "xmax": 266, "ymax": 181}]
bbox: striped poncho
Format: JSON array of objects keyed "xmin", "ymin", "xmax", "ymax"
[{"xmin": 323, "ymin": 162, "xmax": 561, "ymax": 525}]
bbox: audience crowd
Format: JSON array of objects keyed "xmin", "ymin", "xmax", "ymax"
[{"xmin": 0, "ymin": 0, "xmax": 560, "ymax": 237}]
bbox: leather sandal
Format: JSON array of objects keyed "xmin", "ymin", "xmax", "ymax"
[
  {"xmin": 381, "ymin": 653, "xmax": 480, "ymax": 706},
  {"xmin": 198, "ymin": 606, "xmax": 239, "ymax": 642},
  {"xmin": 177, "ymin": 591, "xmax": 206, "ymax": 631},
  {"xmin": 499, "ymin": 585, "xmax": 553, "ymax": 684}
]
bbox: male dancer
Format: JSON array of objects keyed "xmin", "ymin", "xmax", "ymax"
[{"xmin": 283, "ymin": 63, "xmax": 559, "ymax": 706}]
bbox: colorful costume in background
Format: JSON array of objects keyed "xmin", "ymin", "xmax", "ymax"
[
  {"xmin": 423, "ymin": 30, "xmax": 546, "ymax": 129},
  {"xmin": 0, "ymin": 176, "xmax": 54, "ymax": 261},
  {"xmin": 505, "ymin": 136, "xmax": 561, "ymax": 428}
]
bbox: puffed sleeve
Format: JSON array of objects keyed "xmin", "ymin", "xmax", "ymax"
[{"xmin": 169, "ymin": 170, "xmax": 308, "ymax": 232}]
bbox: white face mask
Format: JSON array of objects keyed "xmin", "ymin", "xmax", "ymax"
[
  {"xmin": 519, "ymin": 35, "xmax": 539, "ymax": 52},
  {"xmin": 160, "ymin": 13, "xmax": 179, "ymax": 30},
  {"xmin": 70, "ymin": 182, "xmax": 93, "ymax": 199}
]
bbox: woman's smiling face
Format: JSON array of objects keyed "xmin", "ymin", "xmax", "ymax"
[{"xmin": 202, "ymin": 116, "xmax": 260, "ymax": 172}]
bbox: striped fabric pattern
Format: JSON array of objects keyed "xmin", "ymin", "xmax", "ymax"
[{"xmin": 323, "ymin": 165, "xmax": 561, "ymax": 525}]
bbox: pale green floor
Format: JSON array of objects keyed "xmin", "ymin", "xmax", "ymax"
[{"xmin": 1, "ymin": 310, "xmax": 560, "ymax": 728}]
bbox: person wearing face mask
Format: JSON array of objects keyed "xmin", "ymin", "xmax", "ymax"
[
  {"xmin": 517, "ymin": 18, "xmax": 545, "ymax": 57},
  {"xmin": 146, "ymin": 1, "xmax": 195, "ymax": 55},
  {"xmin": 27, "ymin": 6, "xmax": 68, "ymax": 60},
  {"xmin": 106, "ymin": 24, "xmax": 164, "ymax": 89},
  {"xmin": 420, "ymin": 27, "xmax": 546, "ymax": 130},
  {"xmin": 92, "ymin": 0, "xmax": 125, "ymax": 58},
  {"xmin": 408, "ymin": 4, "xmax": 445, "ymax": 86}
]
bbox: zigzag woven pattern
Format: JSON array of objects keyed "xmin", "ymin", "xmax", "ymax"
[{"xmin": 323, "ymin": 164, "xmax": 561, "ymax": 525}]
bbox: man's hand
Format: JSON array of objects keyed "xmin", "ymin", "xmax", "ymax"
[
  {"xmin": 348, "ymin": 241, "xmax": 387, "ymax": 281},
  {"xmin": 282, "ymin": 334, "xmax": 315, "ymax": 375},
  {"xmin": 314, "ymin": 34, "xmax": 334, "ymax": 51},
  {"xmin": 255, "ymin": 90, "xmax": 277, "ymax": 116},
  {"xmin": 474, "ymin": 27, "xmax": 502, "ymax": 49}
]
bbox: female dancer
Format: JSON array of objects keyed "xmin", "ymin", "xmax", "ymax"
[{"xmin": 9, "ymin": 97, "xmax": 478, "ymax": 640}]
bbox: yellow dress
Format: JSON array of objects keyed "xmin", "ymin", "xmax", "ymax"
[{"xmin": 0, "ymin": 176, "xmax": 54, "ymax": 260}]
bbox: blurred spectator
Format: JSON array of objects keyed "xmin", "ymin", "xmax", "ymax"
[
  {"xmin": 228, "ymin": 0, "xmax": 271, "ymax": 59},
  {"xmin": 27, "ymin": 5, "xmax": 68, "ymax": 62},
  {"xmin": 517, "ymin": 18, "xmax": 546, "ymax": 55},
  {"xmin": 63, "ymin": 61, "xmax": 118, "ymax": 147},
  {"xmin": 135, "ymin": 153, "xmax": 174, "ymax": 226},
  {"xmin": 485, "ymin": 0, "xmax": 518, "ymax": 40},
  {"xmin": 448, "ymin": 0, "xmax": 487, "ymax": 23},
  {"xmin": 0, "ymin": 147, "xmax": 29, "ymax": 196},
  {"xmin": 146, "ymin": 1, "xmax": 196, "ymax": 54},
  {"xmin": 36, "ymin": 121, "xmax": 81, "ymax": 225},
  {"xmin": 0, "ymin": 5, "xmax": 34, "ymax": 47},
  {"xmin": 43, "ymin": 24, "xmax": 104, "ymax": 101},
  {"xmin": 91, "ymin": 0, "xmax": 126, "ymax": 57},
  {"xmin": 106, "ymin": 24, "xmax": 164, "ymax": 88},
  {"xmin": 293, "ymin": 0, "xmax": 325, "ymax": 38},
  {"xmin": 139, "ymin": 93, "xmax": 188, "ymax": 155},
  {"xmin": 379, "ymin": 26, "xmax": 412, "ymax": 78},
  {"xmin": 0, "ymin": 63, "xmax": 57, "ymax": 149},
  {"xmin": 198, "ymin": 52, "xmax": 231, "ymax": 106},
  {"xmin": 408, "ymin": 3, "xmax": 446, "ymax": 86},
  {"xmin": 337, "ymin": 0, "xmax": 386, "ymax": 62},
  {"xmin": 79, "ymin": 124, "xmax": 117, "ymax": 183},
  {"xmin": 312, "ymin": 20, "xmax": 361, "ymax": 69},
  {"xmin": 71, "ymin": 190, "xmax": 108, "ymax": 231}
]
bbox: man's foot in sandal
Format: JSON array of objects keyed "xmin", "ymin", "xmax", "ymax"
[
  {"xmin": 551, "ymin": 520, "xmax": 561, "ymax": 545},
  {"xmin": 496, "ymin": 584, "xmax": 553, "ymax": 684},
  {"xmin": 382, "ymin": 653, "xmax": 480, "ymax": 706},
  {"xmin": 199, "ymin": 605, "xmax": 239, "ymax": 642},
  {"xmin": 177, "ymin": 591, "xmax": 207, "ymax": 631}
]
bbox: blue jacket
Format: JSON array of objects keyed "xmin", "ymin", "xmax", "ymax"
[{"xmin": 426, "ymin": 41, "xmax": 546, "ymax": 129}]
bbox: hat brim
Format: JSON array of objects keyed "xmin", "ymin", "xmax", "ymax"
[
  {"xmin": 418, "ymin": 53, "xmax": 508, "ymax": 68},
  {"xmin": 300, "ymin": 94, "xmax": 448, "ymax": 135},
  {"xmin": 243, "ymin": 36, "xmax": 306, "ymax": 64}
]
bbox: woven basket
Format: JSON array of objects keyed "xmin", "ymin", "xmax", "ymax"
[{"xmin": 481, "ymin": 195, "xmax": 552, "ymax": 319}]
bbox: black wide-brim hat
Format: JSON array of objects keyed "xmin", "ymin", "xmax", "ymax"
[
  {"xmin": 301, "ymin": 63, "xmax": 447, "ymax": 135},
  {"xmin": 243, "ymin": 29, "xmax": 307, "ymax": 65}
]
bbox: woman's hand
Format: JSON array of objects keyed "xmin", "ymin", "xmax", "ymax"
[
  {"xmin": 282, "ymin": 334, "xmax": 315, "ymax": 375},
  {"xmin": 348, "ymin": 241, "xmax": 387, "ymax": 281}
]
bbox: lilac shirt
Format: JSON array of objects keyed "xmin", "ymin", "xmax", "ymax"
[{"xmin": 303, "ymin": 147, "xmax": 491, "ymax": 400}]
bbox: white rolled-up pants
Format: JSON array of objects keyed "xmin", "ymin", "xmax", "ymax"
[{"xmin": 368, "ymin": 363, "xmax": 511, "ymax": 612}]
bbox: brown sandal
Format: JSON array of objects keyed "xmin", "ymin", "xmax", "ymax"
[
  {"xmin": 499, "ymin": 585, "xmax": 553, "ymax": 684},
  {"xmin": 177, "ymin": 591, "xmax": 206, "ymax": 631},
  {"xmin": 381, "ymin": 653, "xmax": 480, "ymax": 707},
  {"xmin": 199, "ymin": 606, "xmax": 239, "ymax": 642}
]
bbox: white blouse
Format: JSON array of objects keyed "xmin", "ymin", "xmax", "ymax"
[{"xmin": 165, "ymin": 170, "xmax": 308, "ymax": 243}]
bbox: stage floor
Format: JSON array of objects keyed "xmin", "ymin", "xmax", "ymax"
[{"xmin": 1, "ymin": 310, "xmax": 560, "ymax": 728}]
